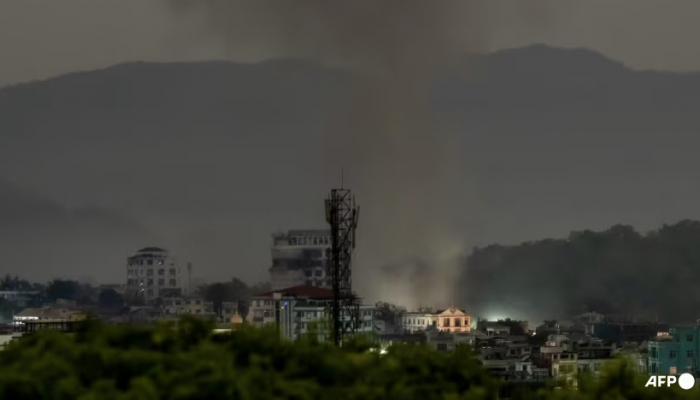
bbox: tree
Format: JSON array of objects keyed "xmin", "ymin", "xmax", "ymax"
[
  {"xmin": 497, "ymin": 318, "xmax": 526, "ymax": 336},
  {"xmin": 0, "ymin": 274, "xmax": 33, "ymax": 291},
  {"xmin": 0, "ymin": 318, "xmax": 500, "ymax": 399},
  {"xmin": 375, "ymin": 301, "xmax": 406, "ymax": 326},
  {"xmin": 46, "ymin": 279, "xmax": 83, "ymax": 302}
]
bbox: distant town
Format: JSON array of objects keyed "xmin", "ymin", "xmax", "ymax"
[{"xmin": 0, "ymin": 227, "xmax": 694, "ymax": 386}]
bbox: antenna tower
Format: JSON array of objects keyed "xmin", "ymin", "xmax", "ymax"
[{"xmin": 325, "ymin": 188, "xmax": 360, "ymax": 346}]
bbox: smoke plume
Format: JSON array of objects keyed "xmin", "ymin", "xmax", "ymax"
[{"xmin": 169, "ymin": 1, "xmax": 552, "ymax": 309}]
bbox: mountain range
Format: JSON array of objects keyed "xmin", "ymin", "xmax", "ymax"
[{"xmin": 2, "ymin": 45, "xmax": 700, "ymax": 309}]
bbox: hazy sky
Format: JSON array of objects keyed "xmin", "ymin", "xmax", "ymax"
[
  {"xmin": 3, "ymin": 0, "xmax": 700, "ymax": 85},
  {"xmin": 4, "ymin": 0, "xmax": 700, "ymax": 316}
]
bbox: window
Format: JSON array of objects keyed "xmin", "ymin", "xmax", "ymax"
[
  {"xmin": 147, "ymin": 260, "xmax": 153, "ymax": 265},
  {"xmin": 455, "ymin": 318, "xmax": 461, "ymax": 327},
  {"xmin": 169, "ymin": 268, "xmax": 176, "ymax": 276},
  {"xmin": 169, "ymin": 279, "xmax": 176, "ymax": 287},
  {"xmin": 147, "ymin": 269, "xmax": 153, "ymax": 276},
  {"xmin": 671, "ymin": 351, "xmax": 677, "ymax": 358},
  {"xmin": 147, "ymin": 279, "xmax": 153, "ymax": 286},
  {"xmin": 443, "ymin": 318, "xmax": 451, "ymax": 327},
  {"xmin": 315, "ymin": 269, "xmax": 323, "ymax": 277},
  {"xmin": 127, "ymin": 279, "xmax": 134, "ymax": 285},
  {"xmin": 305, "ymin": 270, "xmax": 312, "ymax": 277},
  {"xmin": 158, "ymin": 260, "xmax": 164, "ymax": 265},
  {"xmin": 688, "ymin": 351, "xmax": 694, "ymax": 358},
  {"xmin": 688, "ymin": 335, "xmax": 694, "ymax": 342},
  {"xmin": 147, "ymin": 289, "xmax": 153, "ymax": 296},
  {"xmin": 158, "ymin": 279, "xmax": 164, "ymax": 286},
  {"xmin": 651, "ymin": 348, "xmax": 658, "ymax": 357},
  {"xmin": 289, "ymin": 238, "xmax": 297, "ymax": 245},
  {"xmin": 158, "ymin": 269, "xmax": 164, "ymax": 275}
]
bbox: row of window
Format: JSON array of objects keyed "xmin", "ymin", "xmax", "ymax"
[
  {"xmin": 289, "ymin": 236, "xmax": 330, "ymax": 246},
  {"xmin": 669, "ymin": 350, "xmax": 694, "ymax": 358},
  {"xmin": 305, "ymin": 280, "xmax": 331, "ymax": 287},
  {"xmin": 128, "ymin": 259, "xmax": 171, "ymax": 266},
  {"xmin": 127, "ymin": 268, "xmax": 177, "ymax": 277},
  {"xmin": 406, "ymin": 317, "xmax": 469, "ymax": 327},
  {"xmin": 297, "ymin": 320, "xmax": 372, "ymax": 330},
  {"xmin": 127, "ymin": 278, "xmax": 177, "ymax": 287},
  {"xmin": 304, "ymin": 269, "xmax": 325, "ymax": 277}
]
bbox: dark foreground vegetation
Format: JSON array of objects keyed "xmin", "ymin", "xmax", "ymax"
[{"xmin": 0, "ymin": 318, "xmax": 696, "ymax": 400}]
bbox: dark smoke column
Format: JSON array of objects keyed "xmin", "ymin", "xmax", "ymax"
[{"xmin": 325, "ymin": 188, "xmax": 360, "ymax": 346}]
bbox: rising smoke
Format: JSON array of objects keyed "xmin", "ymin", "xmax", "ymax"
[{"xmin": 169, "ymin": 1, "xmax": 553, "ymax": 309}]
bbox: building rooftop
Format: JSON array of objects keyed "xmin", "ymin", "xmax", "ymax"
[
  {"xmin": 256, "ymin": 285, "xmax": 334, "ymax": 300},
  {"xmin": 138, "ymin": 247, "xmax": 166, "ymax": 253},
  {"xmin": 287, "ymin": 230, "xmax": 330, "ymax": 237}
]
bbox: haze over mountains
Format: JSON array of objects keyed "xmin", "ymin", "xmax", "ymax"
[{"xmin": 2, "ymin": 44, "xmax": 700, "ymax": 313}]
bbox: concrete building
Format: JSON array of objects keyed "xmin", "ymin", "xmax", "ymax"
[
  {"xmin": 648, "ymin": 325, "xmax": 700, "ymax": 375},
  {"xmin": 537, "ymin": 335, "xmax": 579, "ymax": 385},
  {"xmin": 126, "ymin": 247, "xmax": 191, "ymax": 304},
  {"xmin": 593, "ymin": 322, "xmax": 668, "ymax": 346},
  {"xmin": 400, "ymin": 308, "xmax": 471, "ymax": 333},
  {"xmin": 269, "ymin": 230, "xmax": 331, "ymax": 290},
  {"xmin": 427, "ymin": 331, "xmax": 481, "ymax": 352},
  {"xmin": 248, "ymin": 285, "xmax": 375, "ymax": 342}
]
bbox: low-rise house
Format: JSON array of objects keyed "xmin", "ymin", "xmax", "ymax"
[
  {"xmin": 476, "ymin": 336, "xmax": 538, "ymax": 382},
  {"xmin": 535, "ymin": 335, "xmax": 578, "ymax": 385},
  {"xmin": 427, "ymin": 331, "xmax": 478, "ymax": 352},
  {"xmin": 160, "ymin": 297, "xmax": 221, "ymax": 320},
  {"xmin": 400, "ymin": 307, "xmax": 471, "ymax": 333},
  {"xmin": 575, "ymin": 340, "xmax": 616, "ymax": 375}
]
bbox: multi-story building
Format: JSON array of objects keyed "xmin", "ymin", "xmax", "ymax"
[
  {"xmin": 537, "ymin": 335, "xmax": 579, "ymax": 385},
  {"xmin": 247, "ymin": 285, "xmax": 375, "ymax": 342},
  {"xmin": 648, "ymin": 325, "xmax": 700, "ymax": 375},
  {"xmin": 400, "ymin": 308, "xmax": 471, "ymax": 333},
  {"xmin": 593, "ymin": 322, "xmax": 668, "ymax": 346},
  {"xmin": 269, "ymin": 230, "xmax": 331, "ymax": 290},
  {"xmin": 125, "ymin": 247, "xmax": 191, "ymax": 304}
]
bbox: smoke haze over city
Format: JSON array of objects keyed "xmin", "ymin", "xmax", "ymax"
[{"xmin": 5, "ymin": 1, "xmax": 700, "ymax": 322}]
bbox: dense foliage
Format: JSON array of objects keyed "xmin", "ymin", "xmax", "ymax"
[
  {"xmin": 0, "ymin": 318, "xmax": 496, "ymax": 399},
  {"xmin": 463, "ymin": 220, "xmax": 700, "ymax": 322},
  {"xmin": 1, "ymin": 319, "xmax": 698, "ymax": 399},
  {"xmin": 198, "ymin": 279, "xmax": 271, "ymax": 318}
]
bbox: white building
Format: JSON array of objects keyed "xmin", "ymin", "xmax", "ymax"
[
  {"xmin": 247, "ymin": 285, "xmax": 375, "ymax": 342},
  {"xmin": 126, "ymin": 247, "xmax": 190, "ymax": 304},
  {"xmin": 401, "ymin": 308, "xmax": 472, "ymax": 333},
  {"xmin": 269, "ymin": 230, "xmax": 331, "ymax": 290}
]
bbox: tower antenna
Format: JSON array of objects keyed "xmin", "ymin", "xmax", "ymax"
[{"xmin": 324, "ymin": 186, "xmax": 360, "ymax": 346}]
